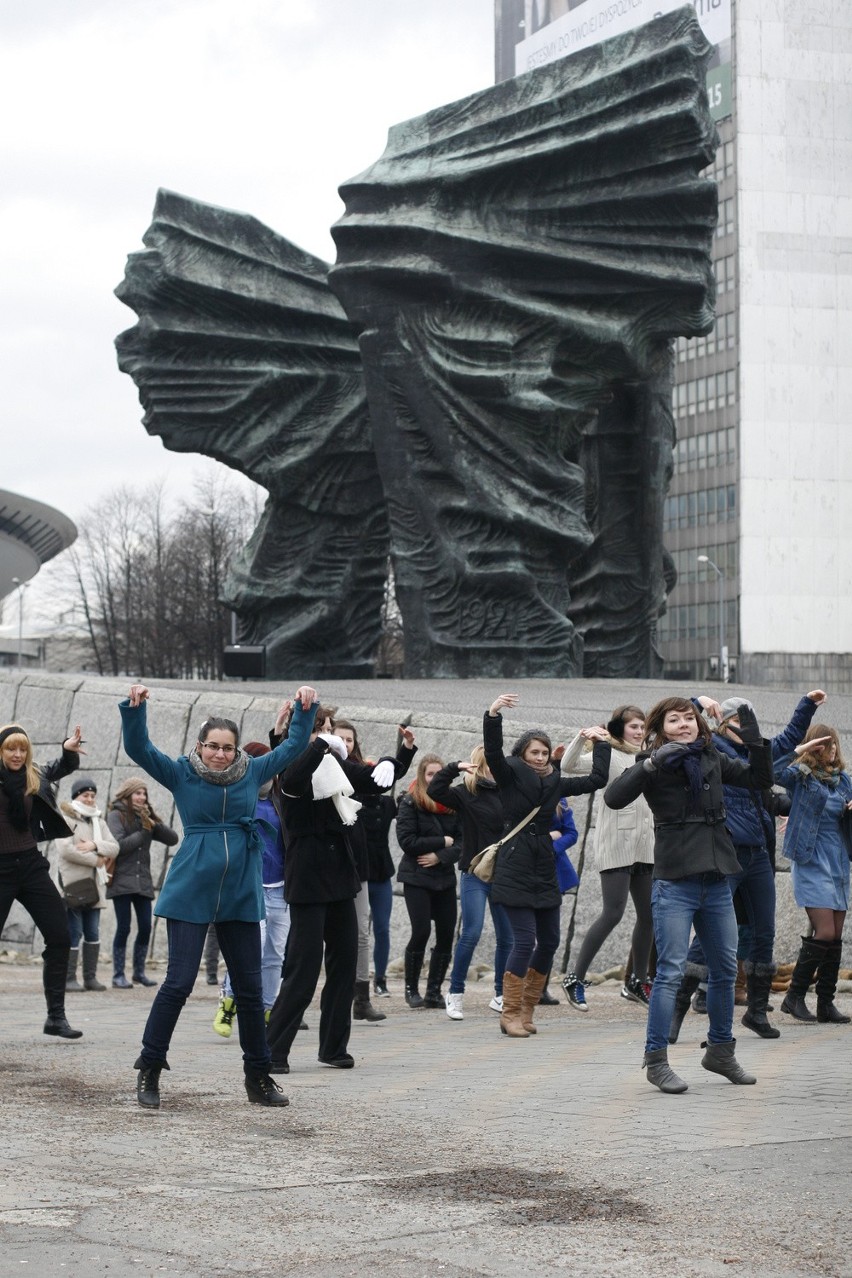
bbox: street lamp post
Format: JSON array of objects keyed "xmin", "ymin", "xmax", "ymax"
[{"xmin": 697, "ymin": 555, "xmax": 728, "ymax": 683}]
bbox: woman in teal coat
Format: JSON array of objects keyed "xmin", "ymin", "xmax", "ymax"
[{"xmin": 119, "ymin": 682, "xmax": 318, "ymax": 1110}]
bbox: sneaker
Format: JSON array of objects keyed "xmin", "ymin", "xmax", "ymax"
[
  {"xmin": 213, "ymin": 996, "xmax": 237, "ymax": 1038},
  {"xmin": 562, "ymin": 971, "xmax": 587, "ymax": 1012},
  {"xmin": 488, "ymin": 994, "xmax": 503, "ymax": 1013},
  {"xmin": 373, "ymin": 977, "xmax": 390, "ymax": 998},
  {"xmin": 445, "ymin": 992, "xmax": 464, "ymax": 1021},
  {"xmin": 621, "ymin": 974, "xmax": 650, "ymax": 1006}
]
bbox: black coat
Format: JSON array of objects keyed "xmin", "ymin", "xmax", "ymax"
[
  {"xmin": 106, "ymin": 805, "xmax": 179, "ymax": 899},
  {"xmin": 604, "ymin": 739, "xmax": 773, "ymax": 880},
  {"xmin": 278, "ymin": 741, "xmax": 387, "ymax": 905},
  {"xmin": 484, "ymin": 712, "xmax": 611, "ymax": 909},
  {"xmin": 426, "ymin": 763, "xmax": 503, "ymax": 873},
  {"xmin": 396, "ymin": 794, "xmax": 461, "ymax": 892},
  {"xmin": 358, "ymin": 793, "xmax": 397, "ymax": 882},
  {"xmin": 0, "ymin": 749, "xmax": 79, "ymax": 844},
  {"xmin": 346, "ymin": 743, "xmax": 417, "ymax": 880}
]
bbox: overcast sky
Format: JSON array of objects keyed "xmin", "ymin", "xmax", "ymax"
[{"xmin": 1, "ymin": 0, "xmax": 495, "ymax": 531}]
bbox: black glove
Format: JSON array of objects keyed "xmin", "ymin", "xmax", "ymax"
[
  {"xmin": 643, "ymin": 741, "xmax": 690, "ymax": 772},
  {"xmin": 728, "ymin": 704, "xmax": 762, "ymax": 747}
]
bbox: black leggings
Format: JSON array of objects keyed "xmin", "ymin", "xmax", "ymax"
[
  {"xmin": 403, "ymin": 884, "xmax": 457, "ymax": 954},
  {"xmin": 574, "ymin": 864, "xmax": 653, "ymax": 981}
]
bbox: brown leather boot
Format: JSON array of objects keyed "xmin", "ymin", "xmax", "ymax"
[
  {"xmin": 520, "ymin": 968, "xmax": 548, "ymax": 1034},
  {"xmin": 499, "ymin": 972, "xmax": 529, "ymax": 1038},
  {"xmin": 734, "ymin": 959, "xmax": 748, "ymax": 1007}
]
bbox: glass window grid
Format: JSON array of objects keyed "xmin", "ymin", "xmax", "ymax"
[
  {"xmin": 671, "ymin": 427, "xmax": 736, "ymax": 473},
  {"xmin": 676, "ymin": 311, "xmax": 737, "ymax": 364},
  {"xmin": 672, "ymin": 371, "xmax": 736, "ymax": 419},
  {"xmin": 663, "ymin": 483, "xmax": 736, "ymax": 530},
  {"xmin": 657, "ymin": 596, "xmax": 739, "ymax": 643}
]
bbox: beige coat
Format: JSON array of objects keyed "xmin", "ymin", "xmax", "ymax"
[
  {"xmin": 55, "ymin": 802, "xmax": 119, "ymax": 910},
  {"xmin": 561, "ymin": 734, "xmax": 654, "ymax": 872}
]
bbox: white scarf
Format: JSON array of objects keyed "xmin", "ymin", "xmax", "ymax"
[
  {"xmin": 71, "ymin": 799, "xmax": 103, "ymax": 840},
  {"xmin": 310, "ymin": 754, "xmax": 362, "ymax": 826}
]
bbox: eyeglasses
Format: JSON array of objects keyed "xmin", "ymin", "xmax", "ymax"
[{"xmin": 200, "ymin": 742, "xmax": 237, "ymax": 756}]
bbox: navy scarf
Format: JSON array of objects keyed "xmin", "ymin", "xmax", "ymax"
[{"xmin": 657, "ymin": 739, "xmax": 706, "ymax": 814}]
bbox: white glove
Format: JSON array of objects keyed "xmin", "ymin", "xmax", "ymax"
[
  {"xmin": 371, "ymin": 760, "xmax": 396, "ymax": 788},
  {"xmin": 317, "ymin": 732, "xmax": 348, "ymax": 762}
]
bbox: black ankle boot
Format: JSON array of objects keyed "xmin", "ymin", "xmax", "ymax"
[
  {"xmin": 422, "ymin": 949, "xmax": 452, "ymax": 1008},
  {"xmin": 668, "ymin": 973, "xmax": 700, "ymax": 1044},
  {"xmin": 741, "ymin": 961, "xmax": 781, "ymax": 1039},
  {"xmin": 134, "ymin": 1055, "xmax": 169, "ymax": 1108},
  {"xmin": 245, "ymin": 1072, "xmax": 289, "ymax": 1106},
  {"xmin": 404, "ymin": 949, "xmax": 425, "ymax": 1008},
  {"xmin": 353, "ymin": 978, "xmax": 386, "ymax": 1022},
  {"xmin": 44, "ymin": 1015, "xmax": 83, "ymax": 1039}
]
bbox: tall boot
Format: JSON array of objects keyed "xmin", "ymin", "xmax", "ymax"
[
  {"xmin": 780, "ymin": 937, "xmax": 825, "ymax": 1022},
  {"xmin": 422, "ymin": 949, "xmax": 452, "ymax": 1008},
  {"xmin": 65, "ymin": 948, "xmax": 83, "ymax": 992},
  {"xmin": 82, "ymin": 941, "xmax": 106, "ymax": 991},
  {"xmin": 404, "ymin": 949, "xmax": 425, "ymax": 1008},
  {"xmin": 643, "ymin": 1047, "xmax": 688, "ymax": 1093},
  {"xmin": 816, "ymin": 940, "xmax": 851, "ymax": 1024},
  {"xmin": 499, "ymin": 971, "xmax": 530, "ymax": 1038},
  {"xmin": 741, "ymin": 961, "xmax": 780, "ymax": 1039},
  {"xmin": 43, "ymin": 946, "xmax": 83, "ymax": 1039},
  {"xmin": 132, "ymin": 941, "xmax": 158, "ymax": 988},
  {"xmin": 700, "ymin": 1038, "xmax": 756, "ymax": 1085},
  {"xmin": 734, "ymin": 959, "xmax": 748, "ymax": 1007},
  {"xmin": 668, "ymin": 971, "xmax": 701, "ymax": 1044},
  {"xmin": 520, "ymin": 968, "xmax": 548, "ymax": 1034},
  {"xmin": 353, "ymin": 978, "xmax": 387, "ymax": 1022},
  {"xmin": 112, "ymin": 943, "xmax": 132, "ymax": 990}
]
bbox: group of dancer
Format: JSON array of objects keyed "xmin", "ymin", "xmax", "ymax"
[{"xmin": 0, "ymin": 681, "xmax": 848, "ymax": 1107}]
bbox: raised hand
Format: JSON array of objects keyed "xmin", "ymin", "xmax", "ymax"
[
  {"xmin": 488, "ymin": 692, "xmax": 519, "ymax": 716},
  {"xmin": 398, "ymin": 725, "xmax": 416, "ymax": 749},
  {"xmin": 794, "ymin": 737, "xmax": 831, "ymax": 757},
  {"xmin": 128, "ymin": 684, "xmax": 149, "ymax": 708},
  {"xmin": 63, "ymin": 725, "xmax": 86, "ymax": 753},
  {"xmin": 274, "ymin": 701, "xmax": 293, "ymax": 735},
  {"xmin": 294, "ymin": 685, "xmax": 318, "ymax": 708},
  {"xmin": 644, "ymin": 741, "xmax": 690, "ymax": 772},
  {"xmin": 727, "ymin": 703, "xmax": 762, "ymax": 747},
  {"xmin": 807, "ymin": 690, "xmax": 827, "ymax": 705},
  {"xmin": 580, "ymin": 725, "xmax": 609, "ymax": 742}
]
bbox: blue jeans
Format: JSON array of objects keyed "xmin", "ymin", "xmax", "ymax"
[
  {"xmin": 368, "ymin": 878, "xmax": 393, "ymax": 979},
  {"xmin": 685, "ymin": 845, "xmax": 776, "ymax": 971},
  {"xmin": 449, "ymin": 873, "xmax": 512, "ymax": 995},
  {"xmin": 645, "ymin": 874, "xmax": 737, "ymax": 1052},
  {"xmin": 140, "ymin": 918, "xmax": 269, "ymax": 1073},
  {"xmin": 67, "ymin": 905, "xmax": 100, "ymax": 946},
  {"xmin": 503, "ymin": 904, "xmax": 561, "ymax": 978},
  {"xmin": 224, "ymin": 886, "xmax": 290, "ymax": 1009}
]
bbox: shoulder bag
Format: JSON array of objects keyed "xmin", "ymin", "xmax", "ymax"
[{"xmin": 470, "ymin": 805, "xmax": 542, "ymax": 883}]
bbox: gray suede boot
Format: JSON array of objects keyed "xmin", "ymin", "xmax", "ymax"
[
  {"xmin": 643, "ymin": 1047, "xmax": 688, "ymax": 1093},
  {"xmin": 700, "ymin": 1038, "xmax": 756, "ymax": 1085}
]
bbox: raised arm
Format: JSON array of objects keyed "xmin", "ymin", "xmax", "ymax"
[
  {"xmin": 767, "ymin": 692, "xmax": 822, "ymax": 762},
  {"xmin": 559, "ymin": 740, "xmax": 611, "ymax": 797},
  {"xmin": 604, "ymin": 759, "xmax": 649, "ymax": 810},
  {"xmin": 483, "ymin": 697, "xmax": 517, "ymax": 789},
  {"xmin": 255, "ymin": 695, "xmax": 318, "ymax": 786},
  {"xmin": 119, "ymin": 692, "xmax": 180, "ymax": 791},
  {"xmin": 426, "ymin": 762, "xmax": 465, "ymax": 812}
]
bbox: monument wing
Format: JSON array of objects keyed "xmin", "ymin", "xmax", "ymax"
[{"xmin": 116, "ymin": 189, "xmax": 388, "ymax": 678}]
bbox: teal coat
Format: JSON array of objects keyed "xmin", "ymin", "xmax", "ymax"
[{"xmin": 118, "ymin": 699, "xmax": 316, "ymax": 923}]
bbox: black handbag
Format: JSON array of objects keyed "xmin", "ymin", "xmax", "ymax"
[{"xmin": 62, "ymin": 876, "xmax": 99, "ymax": 910}]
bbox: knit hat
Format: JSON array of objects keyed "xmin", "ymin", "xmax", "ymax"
[
  {"xmin": 719, "ymin": 697, "xmax": 754, "ymax": 723},
  {"xmin": 71, "ymin": 777, "xmax": 97, "ymax": 798},
  {"xmin": 243, "ymin": 741, "xmax": 270, "ymax": 758}
]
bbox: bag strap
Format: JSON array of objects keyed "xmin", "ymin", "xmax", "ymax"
[{"xmin": 495, "ymin": 805, "xmax": 542, "ymax": 850}]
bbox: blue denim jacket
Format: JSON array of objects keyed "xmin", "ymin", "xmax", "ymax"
[{"xmin": 775, "ymin": 762, "xmax": 852, "ymax": 864}]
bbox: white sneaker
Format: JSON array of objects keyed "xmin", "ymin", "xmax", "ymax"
[
  {"xmin": 488, "ymin": 994, "xmax": 503, "ymax": 1013},
  {"xmin": 445, "ymin": 992, "xmax": 464, "ymax": 1020}
]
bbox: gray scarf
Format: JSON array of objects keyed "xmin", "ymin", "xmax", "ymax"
[{"xmin": 187, "ymin": 749, "xmax": 250, "ymax": 787}]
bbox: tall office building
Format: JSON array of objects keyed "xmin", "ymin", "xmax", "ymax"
[{"xmin": 496, "ymin": 1, "xmax": 851, "ymax": 689}]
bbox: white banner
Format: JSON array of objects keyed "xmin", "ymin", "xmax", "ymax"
[{"xmin": 515, "ymin": 0, "xmax": 731, "ymax": 77}]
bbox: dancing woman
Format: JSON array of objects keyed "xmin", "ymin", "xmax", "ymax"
[
  {"xmin": 484, "ymin": 693, "xmax": 610, "ymax": 1038},
  {"xmin": 0, "ymin": 721, "xmax": 85, "ymax": 1038},
  {"xmin": 778, "ymin": 723, "xmax": 852, "ymax": 1025},
  {"xmin": 119, "ymin": 683, "xmax": 318, "ymax": 1109}
]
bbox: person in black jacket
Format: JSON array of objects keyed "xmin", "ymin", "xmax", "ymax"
[
  {"xmin": 427, "ymin": 746, "xmax": 509, "ymax": 1020},
  {"xmin": 604, "ymin": 695, "xmax": 772, "ymax": 1095},
  {"xmin": 265, "ymin": 711, "xmax": 403, "ymax": 1073},
  {"xmin": 0, "ymin": 721, "xmax": 85, "ymax": 1039},
  {"xmin": 396, "ymin": 754, "xmax": 462, "ymax": 1009},
  {"xmin": 484, "ymin": 694, "xmax": 611, "ymax": 1038},
  {"xmin": 107, "ymin": 776, "xmax": 179, "ymax": 989}
]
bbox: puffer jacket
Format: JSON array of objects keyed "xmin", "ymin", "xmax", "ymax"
[
  {"xmin": 426, "ymin": 762, "xmax": 503, "ymax": 872},
  {"xmin": 712, "ymin": 695, "xmax": 818, "ymax": 848},
  {"xmin": 106, "ymin": 803, "xmax": 179, "ymax": 899},
  {"xmin": 396, "ymin": 794, "xmax": 461, "ymax": 891},
  {"xmin": 55, "ymin": 803, "xmax": 119, "ymax": 910},
  {"xmin": 776, "ymin": 762, "xmax": 852, "ymax": 864}
]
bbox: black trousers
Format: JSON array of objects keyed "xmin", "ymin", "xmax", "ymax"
[
  {"xmin": 266, "ymin": 897, "xmax": 358, "ymax": 1065},
  {"xmin": 402, "ymin": 883, "xmax": 457, "ymax": 954},
  {"xmin": 0, "ymin": 848, "xmax": 71, "ymax": 1015}
]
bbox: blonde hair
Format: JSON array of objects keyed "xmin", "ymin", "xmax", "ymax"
[
  {"xmin": 463, "ymin": 744, "xmax": 492, "ymax": 794},
  {"xmin": 0, "ymin": 726, "xmax": 39, "ymax": 796}
]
